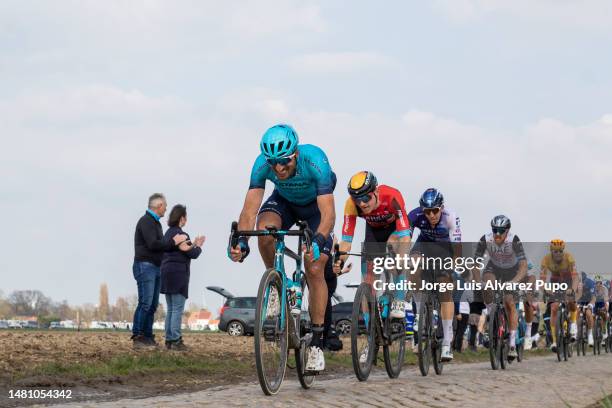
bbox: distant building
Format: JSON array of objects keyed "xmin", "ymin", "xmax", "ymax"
[
  {"xmin": 208, "ymin": 319, "xmax": 220, "ymax": 331},
  {"xmin": 188, "ymin": 309, "xmax": 212, "ymax": 330}
]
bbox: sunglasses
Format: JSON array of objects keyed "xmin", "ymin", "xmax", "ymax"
[
  {"xmin": 423, "ymin": 207, "xmax": 441, "ymax": 216},
  {"xmin": 353, "ymin": 193, "xmax": 373, "ymax": 204},
  {"xmin": 492, "ymin": 227, "xmax": 508, "ymax": 235},
  {"xmin": 266, "ymin": 153, "xmax": 296, "ymax": 167},
  {"xmin": 552, "ymin": 249, "xmax": 564, "ymax": 254}
]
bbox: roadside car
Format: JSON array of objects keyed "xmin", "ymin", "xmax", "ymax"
[{"xmin": 207, "ymin": 286, "xmax": 255, "ymax": 336}]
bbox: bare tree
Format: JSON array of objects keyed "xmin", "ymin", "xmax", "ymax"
[
  {"xmin": 112, "ymin": 297, "xmax": 131, "ymax": 321},
  {"xmin": 8, "ymin": 290, "xmax": 52, "ymax": 316}
]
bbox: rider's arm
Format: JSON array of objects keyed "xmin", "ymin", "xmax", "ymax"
[
  {"xmin": 390, "ymin": 193, "xmax": 412, "ymax": 252},
  {"xmin": 316, "ymin": 193, "xmax": 335, "ymax": 239},
  {"xmin": 512, "ymin": 235, "xmax": 528, "ymax": 283},
  {"xmin": 569, "ymin": 258, "xmax": 578, "ymax": 292},
  {"xmin": 447, "ymin": 210, "xmax": 462, "ymax": 260},
  {"xmin": 471, "ymin": 235, "xmax": 487, "ymax": 282},
  {"xmin": 339, "ymin": 198, "xmax": 357, "ymax": 263},
  {"xmin": 237, "ymin": 188, "xmax": 265, "ymax": 231}
]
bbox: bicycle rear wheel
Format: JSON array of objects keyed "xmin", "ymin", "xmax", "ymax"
[
  {"xmin": 488, "ymin": 304, "xmax": 501, "ymax": 370},
  {"xmin": 351, "ymin": 282, "xmax": 376, "ymax": 381},
  {"xmin": 417, "ymin": 298, "xmax": 432, "ymax": 376},
  {"xmin": 594, "ymin": 318, "xmax": 601, "ymax": 355},
  {"xmin": 577, "ymin": 314, "xmax": 585, "ymax": 356},
  {"xmin": 517, "ymin": 314, "xmax": 525, "ymax": 363},
  {"xmin": 254, "ymin": 268, "xmax": 288, "ymax": 395},
  {"xmin": 383, "ymin": 311, "xmax": 406, "ymax": 378}
]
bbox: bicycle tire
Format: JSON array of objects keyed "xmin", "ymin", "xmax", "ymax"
[
  {"xmin": 488, "ymin": 304, "xmax": 501, "ymax": 370},
  {"xmin": 499, "ymin": 308, "xmax": 508, "ymax": 370},
  {"xmin": 555, "ymin": 310, "xmax": 564, "ymax": 362},
  {"xmin": 383, "ymin": 307, "xmax": 406, "ymax": 378},
  {"xmin": 254, "ymin": 268, "xmax": 288, "ymax": 395},
  {"xmin": 432, "ymin": 297, "xmax": 444, "ymax": 375},
  {"xmin": 417, "ymin": 297, "xmax": 432, "ymax": 376},
  {"xmin": 351, "ymin": 282, "xmax": 376, "ymax": 381},
  {"xmin": 295, "ymin": 281, "xmax": 315, "ymax": 390}
]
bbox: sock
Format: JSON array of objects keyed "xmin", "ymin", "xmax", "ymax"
[
  {"xmin": 551, "ymin": 325, "xmax": 556, "ymax": 343},
  {"xmin": 442, "ymin": 320, "xmax": 453, "ymax": 347},
  {"xmin": 510, "ymin": 330, "xmax": 516, "ymax": 347},
  {"xmin": 311, "ymin": 324, "xmax": 324, "ymax": 348},
  {"xmin": 525, "ymin": 323, "xmax": 532, "ymax": 339}
]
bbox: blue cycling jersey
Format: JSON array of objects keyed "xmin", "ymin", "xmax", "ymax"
[
  {"xmin": 249, "ymin": 144, "xmax": 336, "ymax": 206},
  {"xmin": 579, "ymin": 277, "xmax": 595, "ymax": 302},
  {"xmin": 408, "ymin": 207, "xmax": 461, "ymax": 243}
]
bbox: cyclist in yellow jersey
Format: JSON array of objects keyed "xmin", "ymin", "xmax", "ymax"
[{"xmin": 540, "ymin": 239, "xmax": 579, "ymax": 351}]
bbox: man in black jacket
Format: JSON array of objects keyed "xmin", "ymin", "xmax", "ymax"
[{"xmin": 132, "ymin": 193, "xmax": 187, "ymax": 348}]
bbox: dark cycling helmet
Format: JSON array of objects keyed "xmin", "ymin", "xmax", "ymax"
[
  {"xmin": 260, "ymin": 124, "xmax": 299, "ymax": 159},
  {"xmin": 491, "ymin": 215, "xmax": 511, "ymax": 231},
  {"xmin": 347, "ymin": 171, "xmax": 377, "ymax": 197},
  {"xmin": 419, "ymin": 188, "xmax": 444, "ymax": 209}
]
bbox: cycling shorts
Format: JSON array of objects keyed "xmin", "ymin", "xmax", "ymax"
[
  {"xmin": 410, "ymin": 240, "xmax": 454, "ymax": 279},
  {"xmin": 483, "ymin": 262, "xmax": 518, "ymax": 283},
  {"xmin": 259, "ymin": 189, "xmax": 333, "ymax": 256},
  {"xmin": 594, "ymin": 301, "xmax": 606, "ymax": 314}
]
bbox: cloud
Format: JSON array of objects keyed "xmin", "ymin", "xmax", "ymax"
[
  {"xmin": 432, "ymin": 0, "xmax": 612, "ymax": 29},
  {"xmin": 288, "ymin": 52, "xmax": 396, "ymax": 75}
]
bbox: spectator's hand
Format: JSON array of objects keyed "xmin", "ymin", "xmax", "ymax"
[
  {"xmin": 172, "ymin": 234, "xmax": 188, "ymax": 246},
  {"xmin": 194, "ymin": 235, "xmax": 206, "ymax": 247},
  {"xmin": 178, "ymin": 240, "xmax": 192, "ymax": 251},
  {"xmin": 456, "ymin": 314, "xmax": 462, "ymax": 321}
]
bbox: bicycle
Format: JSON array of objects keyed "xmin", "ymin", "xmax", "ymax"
[
  {"xmin": 334, "ymin": 243, "xmax": 407, "ymax": 381},
  {"xmin": 576, "ymin": 304, "xmax": 588, "ymax": 357},
  {"xmin": 488, "ymin": 289, "xmax": 510, "ymax": 370},
  {"xmin": 606, "ymin": 312, "xmax": 612, "ymax": 353},
  {"xmin": 593, "ymin": 311, "xmax": 603, "ymax": 355},
  {"xmin": 229, "ymin": 220, "xmax": 314, "ymax": 395},
  {"xmin": 549, "ymin": 290, "xmax": 572, "ymax": 362}
]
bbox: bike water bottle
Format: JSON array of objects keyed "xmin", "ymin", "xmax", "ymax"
[
  {"xmin": 405, "ymin": 302, "xmax": 415, "ymax": 338},
  {"xmin": 289, "ymin": 282, "xmax": 302, "ymax": 316}
]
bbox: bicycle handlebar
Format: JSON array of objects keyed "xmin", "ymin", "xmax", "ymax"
[{"xmin": 229, "ymin": 220, "xmax": 313, "ymax": 252}]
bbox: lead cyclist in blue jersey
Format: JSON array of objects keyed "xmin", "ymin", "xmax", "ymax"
[{"xmin": 228, "ymin": 124, "xmax": 336, "ymax": 371}]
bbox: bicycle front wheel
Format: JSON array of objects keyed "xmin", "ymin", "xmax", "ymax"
[
  {"xmin": 417, "ymin": 298, "xmax": 432, "ymax": 376},
  {"xmin": 555, "ymin": 310, "xmax": 564, "ymax": 362},
  {"xmin": 254, "ymin": 268, "xmax": 288, "ymax": 395},
  {"xmin": 351, "ymin": 282, "xmax": 376, "ymax": 381},
  {"xmin": 383, "ymin": 305, "xmax": 406, "ymax": 378},
  {"xmin": 432, "ymin": 297, "xmax": 444, "ymax": 375},
  {"xmin": 488, "ymin": 304, "xmax": 501, "ymax": 370}
]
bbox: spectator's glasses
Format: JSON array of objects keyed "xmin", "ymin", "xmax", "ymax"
[
  {"xmin": 266, "ymin": 153, "xmax": 296, "ymax": 167},
  {"xmin": 492, "ymin": 227, "xmax": 508, "ymax": 236},
  {"xmin": 353, "ymin": 193, "xmax": 373, "ymax": 204},
  {"xmin": 423, "ymin": 207, "xmax": 441, "ymax": 216}
]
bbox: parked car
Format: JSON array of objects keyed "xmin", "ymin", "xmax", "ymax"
[
  {"xmin": 49, "ymin": 321, "xmax": 62, "ymax": 329},
  {"xmin": 331, "ymin": 302, "xmax": 353, "ymax": 335},
  {"xmin": 0, "ymin": 320, "xmax": 8, "ymax": 329},
  {"xmin": 23, "ymin": 321, "xmax": 39, "ymax": 329},
  {"xmin": 8, "ymin": 320, "xmax": 22, "ymax": 329},
  {"xmin": 207, "ymin": 286, "xmax": 255, "ymax": 336}
]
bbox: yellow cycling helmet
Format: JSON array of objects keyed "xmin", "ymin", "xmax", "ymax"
[
  {"xmin": 550, "ymin": 239, "xmax": 565, "ymax": 251},
  {"xmin": 347, "ymin": 171, "xmax": 377, "ymax": 198}
]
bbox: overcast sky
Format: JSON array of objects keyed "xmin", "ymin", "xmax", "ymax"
[{"xmin": 2, "ymin": 1, "xmax": 612, "ymax": 314}]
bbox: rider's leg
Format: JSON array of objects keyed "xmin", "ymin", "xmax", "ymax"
[
  {"xmin": 550, "ymin": 302, "xmax": 559, "ymax": 344},
  {"xmin": 523, "ymin": 276, "xmax": 535, "ymax": 343},
  {"xmin": 305, "ymin": 254, "xmax": 329, "ymax": 327},
  {"xmin": 504, "ymin": 294, "xmax": 518, "ymax": 349},
  {"xmin": 438, "ymin": 274, "xmax": 454, "ymax": 348},
  {"xmin": 256, "ymin": 211, "xmax": 282, "ymax": 268},
  {"xmin": 568, "ymin": 299, "xmax": 578, "ymax": 339},
  {"xmin": 482, "ymin": 271, "xmax": 496, "ymax": 312}
]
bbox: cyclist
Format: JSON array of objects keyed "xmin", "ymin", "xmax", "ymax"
[
  {"xmin": 228, "ymin": 124, "xmax": 336, "ymax": 371},
  {"xmin": 577, "ymin": 271, "xmax": 595, "ymax": 346},
  {"xmin": 540, "ymin": 239, "xmax": 579, "ymax": 352},
  {"xmin": 334, "ymin": 171, "xmax": 412, "ymax": 319},
  {"xmin": 593, "ymin": 274, "xmax": 609, "ymax": 346},
  {"xmin": 472, "ymin": 215, "xmax": 529, "ymax": 360},
  {"xmin": 408, "ymin": 188, "xmax": 461, "ymax": 362}
]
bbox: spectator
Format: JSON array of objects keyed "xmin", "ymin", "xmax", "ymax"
[
  {"xmin": 132, "ymin": 193, "xmax": 187, "ymax": 348},
  {"xmin": 161, "ymin": 204, "xmax": 205, "ymax": 351}
]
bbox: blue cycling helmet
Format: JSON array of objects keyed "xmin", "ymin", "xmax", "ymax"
[
  {"xmin": 419, "ymin": 188, "xmax": 444, "ymax": 209},
  {"xmin": 260, "ymin": 124, "xmax": 299, "ymax": 159}
]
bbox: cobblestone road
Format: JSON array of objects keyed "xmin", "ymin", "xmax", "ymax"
[{"xmin": 41, "ymin": 353, "xmax": 612, "ymax": 408}]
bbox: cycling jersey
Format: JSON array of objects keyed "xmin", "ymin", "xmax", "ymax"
[
  {"xmin": 407, "ymin": 207, "xmax": 461, "ymax": 243},
  {"xmin": 474, "ymin": 232, "xmax": 526, "ymax": 270},
  {"xmin": 341, "ymin": 185, "xmax": 411, "ymax": 243},
  {"xmin": 578, "ymin": 276, "xmax": 595, "ymax": 303},
  {"xmin": 541, "ymin": 252, "xmax": 575, "ymax": 284},
  {"xmin": 594, "ymin": 285, "xmax": 608, "ymax": 303},
  {"xmin": 249, "ymin": 144, "xmax": 336, "ymax": 206}
]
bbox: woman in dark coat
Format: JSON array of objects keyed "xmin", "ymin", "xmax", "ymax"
[{"xmin": 161, "ymin": 204, "xmax": 205, "ymax": 350}]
